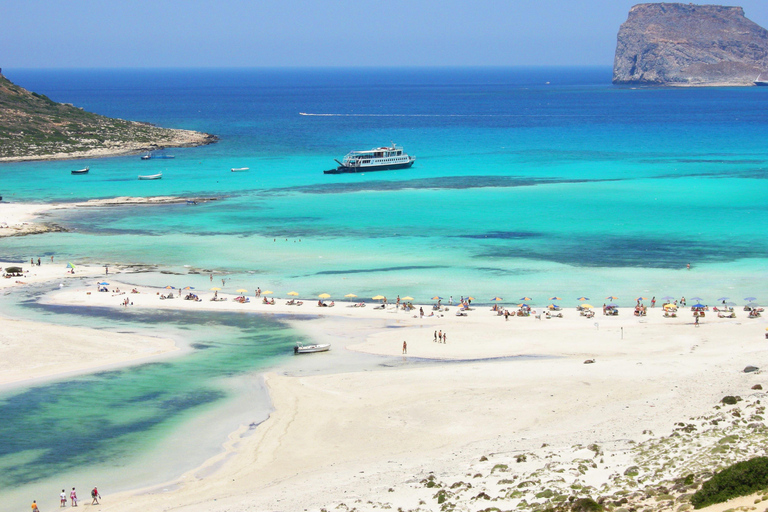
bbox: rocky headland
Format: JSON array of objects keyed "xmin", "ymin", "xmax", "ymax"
[
  {"xmin": 613, "ymin": 3, "xmax": 768, "ymax": 86},
  {"xmin": 0, "ymin": 72, "xmax": 217, "ymax": 162}
]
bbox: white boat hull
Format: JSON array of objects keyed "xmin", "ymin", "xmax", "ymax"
[
  {"xmin": 294, "ymin": 343, "xmax": 331, "ymax": 354},
  {"xmin": 138, "ymin": 172, "xmax": 163, "ymax": 180}
]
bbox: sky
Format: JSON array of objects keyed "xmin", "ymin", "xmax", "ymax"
[{"xmin": 3, "ymin": 0, "xmax": 768, "ymax": 68}]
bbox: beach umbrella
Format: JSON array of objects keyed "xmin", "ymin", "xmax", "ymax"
[
  {"xmin": 372, "ymin": 295, "xmax": 385, "ymax": 300},
  {"xmin": 725, "ymin": 301, "xmax": 737, "ymax": 307},
  {"xmin": 745, "ymin": 297, "xmax": 757, "ymax": 302},
  {"xmin": 287, "ymin": 291, "xmax": 299, "ymax": 296},
  {"xmin": 636, "ymin": 297, "xmax": 648, "ymax": 301},
  {"xmin": 164, "ymin": 285, "xmax": 175, "ymax": 289},
  {"xmin": 664, "ymin": 303, "xmax": 677, "ymax": 310},
  {"xmin": 747, "ymin": 302, "xmax": 760, "ymax": 308},
  {"xmin": 577, "ymin": 296, "xmax": 589, "ymax": 301},
  {"xmin": 98, "ymin": 282, "xmax": 109, "ymax": 286},
  {"xmin": 183, "ymin": 286, "xmax": 195, "ymax": 290},
  {"xmin": 236, "ymin": 288, "xmax": 248, "ymax": 293},
  {"xmin": 66, "ymin": 262, "xmax": 76, "ymax": 269},
  {"xmin": 491, "ymin": 297, "xmax": 503, "ymax": 301},
  {"xmin": 691, "ymin": 303, "xmax": 706, "ymax": 309},
  {"xmin": 318, "ymin": 293, "xmax": 331, "ymax": 299},
  {"xmin": 517, "ymin": 303, "xmax": 530, "ymax": 308},
  {"xmin": 549, "ymin": 296, "xmax": 562, "ymax": 301},
  {"xmin": 689, "ymin": 296, "xmax": 703, "ymax": 301},
  {"xmin": 520, "ymin": 296, "xmax": 532, "ymax": 301},
  {"xmin": 607, "ymin": 303, "xmax": 618, "ymax": 307},
  {"xmin": 716, "ymin": 297, "xmax": 729, "ymax": 301},
  {"xmin": 210, "ymin": 287, "xmax": 221, "ymax": 291},
  {"xmin": 606, "ymin": 296, "xmax": 618, "ymax": 300},
  {"xmin": 467, "ymin": 296, "xmax": 475, "ymax": 301},
  {"xmin": 402, "ymin": 296, "xmax": 414, "ymax": 301},
  {"xmin": 431, "ymin": 296, "xmax": 443, "ymax": 300},
  {"xmin": 662, "ymin": 295, "xmax": 675, "ymax": 301},
  {"xmin": 344, "ymin": 293, "xmax": 357, "ymax": 298},
  {"xmin": 581, "ymin": 304, "xmax": 594, "ymax": 308},
  {"xmin": 262, "ymin": 290, "xmax": 274, "ymax": 295}
]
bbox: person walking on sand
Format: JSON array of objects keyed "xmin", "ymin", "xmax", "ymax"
[
  {"xmin": 91, "ymin": 487, "xmax": 100, "ymax": 505},
  {"xmin": 438, "ymin": 330, "xmax": 442, "ymax": 342},
  {"xmin": 61, "ymin": 489, "xmax": 67, "ymax": 507},
  {"xmin": 70, "ymin": 488, "xmax": 78, "ymax": 507},
  {"xmin": 434, "ymin": 330, "xmax": 437, "ymax": 342},
  {"xmin": 695, "ymin": 314, "xmax": 699, "ymax": 326},
  {"xmin": 402, "ymin": 340, "xmax": 407, "ymax": 354},
  {"xmin": 443, "ymin": 333, "xmax": 447, "ymax": 343},
  {"xmin": 651, "ymin": 296, "xmax": 656, "ymax": 308},
  {"xmin": 32, "ymin": 500, "xmax": 40, "ymax": 512}
]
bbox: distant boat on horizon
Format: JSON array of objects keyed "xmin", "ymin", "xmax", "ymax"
[
  {"xmin": 138, "ymin": 172, "xmax": 162, "ymax": 180},
  {"xmin": 231, "ymin": 167, "xmax": 249, "ymax": 172},
  {"xmin": 71, "ymin": 167, "xmax": 89, "ymax": 175}
]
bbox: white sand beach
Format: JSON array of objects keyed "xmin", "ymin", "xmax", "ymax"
[
  {"xmin": 3, "ymin": 202, "xmax": 768, "ymax": 512},
  {"xmin": 8, "ymin": 271, "xmax": 767, "ymax": 512}
]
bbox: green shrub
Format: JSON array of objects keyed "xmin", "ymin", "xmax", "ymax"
[{"xmin": 691, "ymin": 457, "xmax": 768, "ymax": 508}]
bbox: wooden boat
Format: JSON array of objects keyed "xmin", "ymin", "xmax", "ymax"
[
  {"xmin": 138, "ymin": 172, "xmax": 163, "ymax": 180},
  {"xmin": 294, "ymin": 341, "xmax": 331, "ymax": 354},
  {"xmin": 231, "ymin": 167, "xmax": 250, "ymax": 172},
  {"xmin": 71, "ymin": 167, "xmax": 89, "ymax": 175}
]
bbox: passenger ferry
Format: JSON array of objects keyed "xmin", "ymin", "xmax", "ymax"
[{"xmin": 324, "ymin": 143, "xmax": 415, "ymax": 174}]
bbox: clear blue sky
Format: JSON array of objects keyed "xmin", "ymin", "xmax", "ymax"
[{"xmin": 4, "ymin": 0, "xmax": 768, "ymax": 68}]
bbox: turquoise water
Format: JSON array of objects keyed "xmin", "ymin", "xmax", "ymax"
[
  {"xmin": 2, "ymin": 68, "xmax": 768, "ymax": 305},
  {"xmin": 1, "ymin": 67, "xmax": 768, "ymax": 506}
]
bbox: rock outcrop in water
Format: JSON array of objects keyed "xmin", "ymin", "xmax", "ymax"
[{"xmin": 613, "ymin": 3, "xmax": 768, "ymax": 85}]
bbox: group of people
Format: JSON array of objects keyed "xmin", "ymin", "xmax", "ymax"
[
  {"xmin": 433, "ymin": 330, "xmax": 448, "ymax": 343},
  {"xmin": 35, "ymin": 486, "xmax": 100, "ymax": 510}
]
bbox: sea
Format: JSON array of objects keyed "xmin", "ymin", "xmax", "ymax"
[{"xmin": 1, "ymin": 67, "xmax": 768, "ymax": 508}]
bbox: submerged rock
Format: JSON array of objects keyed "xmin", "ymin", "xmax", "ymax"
[{"xmin": 613, "ymin": 3, "xmax": 768, "ymax": 85}]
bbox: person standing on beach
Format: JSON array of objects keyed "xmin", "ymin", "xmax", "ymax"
[
  {"xmin": 91, "ymin": 487, "xmax": 100, "ymax": 505},
  {"xmin": 651, "ymin": 297, "xmax": 656, "ymax": 308},
  {"xmin": 209, "ymin": 273, "xmax": 213, "ymax": 282},
  {"xmin": 32, "ymin": 500, "xmax": 40, "ymax": 512},
  {"xmin": 402, "ymin": 341, "xmax": 407, "ymax": 354},
  {"xmin": 61, "ymin": 489, "xmax": 67, "ymax": 507},
  {"xmin": 256, "ymin": 287, "xmax": 261, "ymax": 297},
  {"xmin": 438, "ymin": 330, "xmax": 442, "ymax": 342},
  {"xmin": 449, "ymin": 296, "xmax": 453, "ymax": 305},
  {"xmin": 443, "ymin": 333, "xmax": 447, "ymax": 343},
  {"xmin": 38, "ymin": 258, "xmax": 41, "ymax": 266},
  {"xmin": 70, "ymin": 488, "xmax": 77, "ymax": 507},
  {"xmin": 434, "ymin": 330, "xmax": 437, "ymax": 342}
]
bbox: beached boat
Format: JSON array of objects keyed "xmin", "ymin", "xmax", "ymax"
[
  {"xmin": 294, "ymin": 341, "xmax": 331, "ymax": 354},
  {"xmin": 71, "ymin": 167, "xmax": 89, "ymax": 175},
  {"xmin": 324, "ymin": 143, "xmax": 415, "ymax": 174},
  {"xmin": 755, "ymin": 75, "xmax": 768, "ymax": 86},
  {"xmin": 231, "ymin": 167, "xmax": 250, "ymax": 172},
  {"xmin": 138, "ymin": 172, "xmax": 163, "ymax": 180}
]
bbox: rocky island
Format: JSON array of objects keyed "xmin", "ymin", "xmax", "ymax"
[
  {"xmin": 613, "ymin": 3, "xmax": 768, "ymax": 86},
  {"xmin": 0, "ymin": 71, "xmax": 216, "ymax": 162}
]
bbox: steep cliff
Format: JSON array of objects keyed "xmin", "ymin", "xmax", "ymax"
[{"xmin": 613, "ymin": 3, "xmax": 768, "ymax": 85}]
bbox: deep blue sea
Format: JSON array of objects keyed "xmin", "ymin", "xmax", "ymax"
[{"xmin": 1, "ymin": 67, "xmax": 768, "ymax": 507}]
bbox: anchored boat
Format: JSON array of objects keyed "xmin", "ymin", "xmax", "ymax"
[
  {"xmin": 324, "ymin": 143, "xmax": 415, "ymax": 174},
  {"xmin": 71, "ymin": 167, "xmax": 89, "ymax": 175},
  {"xmin": 138, "ymin": 172, "xmax": 163, "ymax": 180}
]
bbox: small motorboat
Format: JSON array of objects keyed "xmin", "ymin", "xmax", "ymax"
[
  {"xmin": 294, "ymin": 341, "xmax": 331, "ymax": 354},
  {"xmin": 138, "ymin": 172, "xmax": 163, "ymax": 180},
  {"xmin": 71, "ymin": 167, "xmax": 89, "ymax": 175},
  {"xmin": 141, "ymin": 153, "xmax": 174, "ymax": 159},
  {"xmin": 231, "ymin": 167, "xmax": 250, "ymax": 172}
]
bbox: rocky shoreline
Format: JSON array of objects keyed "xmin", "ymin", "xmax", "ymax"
[{"xmin": 0, "ymin": 129, "xmax": 217, "ymax": 163}]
